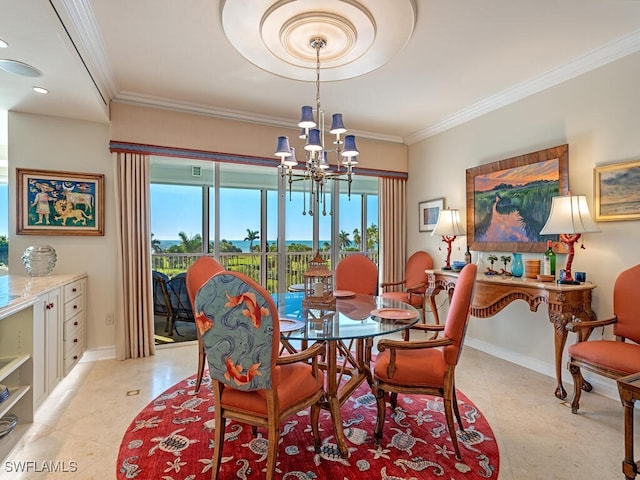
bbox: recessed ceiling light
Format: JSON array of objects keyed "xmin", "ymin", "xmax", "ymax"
[
  {"xmin": 33, "ymin": 86, "xmax": 48, "ymax": 94},
  {"xmin": 0, "ymin": 39, "xmax": 8, "ymax": 49},
  {"xmin": 0, "ymin": 59, "xmax": 42, "ymax": 77}
]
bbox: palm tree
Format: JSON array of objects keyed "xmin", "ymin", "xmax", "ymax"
[
  {"xmin": 352, "ymin": 228, "xmax": 361, "ymax": 250},
  {"xmin": 244, "ymin": 229, "xmax": 260, "ymax": 253},
  {"xmin": 151, "ymin": 233, "xmax": 163, "ymax": 253},
  {"xmin": 366, "ymin": 223, "xmax": 379, "ymax": 251},
  {"xmin": 167, "ymin": 232, "xmax": 202, "ymax": 253},
  {"xmin": 339, "ymin": 230, "xmax": 351, "ymax": 250},
  {"xmin": 244, "ymin": 228, "xmax": 260, "ymax": 270}
]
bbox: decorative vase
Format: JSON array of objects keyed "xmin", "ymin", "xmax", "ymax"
[
  {"xmin": 511, "ymin": 253, "xmax": 524, "ymax": 278},
  {"xmin": 22, "ymin": 245, "xmax": 57, "ymax": 277}
]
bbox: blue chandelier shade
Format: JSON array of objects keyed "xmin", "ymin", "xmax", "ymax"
[
  {"xmin": 341, "ymin": 135, "xmax": 359, "ymax": 157},
  {"xmin": 298, "ymin": 106, "xmax": 316, "ymax": 129},
  {"xmin": 283, "ymin": 146, "xmax": 298, "ymax": 167},
  {"xmin": 330, "ymin": 113, "xmax": 347, "ymax": 134},
  {"xmin": 305, "ymin": 129, "xmax": 323, "ymax": 151},
  {"xmin": 275, "ymin": 136, "xmax": 292, "ymax": 157}
]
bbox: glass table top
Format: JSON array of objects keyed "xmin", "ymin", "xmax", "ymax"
[{"xmin": 272, "ymin": 292, "xmax": 420, "ymax": 342}]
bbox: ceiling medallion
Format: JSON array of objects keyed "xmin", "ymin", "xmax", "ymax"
[{"xmin": 221, "ymin": 0, "xmax": 416, "ymax": 81}]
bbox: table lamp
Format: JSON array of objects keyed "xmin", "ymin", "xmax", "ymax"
[
  {"xmin": 539, "ymin": 194, "xmax": 600, "ymax": 284},
  {"xmin": 432, "ymin": 208, "xmax": 466, "ymax": 270}
]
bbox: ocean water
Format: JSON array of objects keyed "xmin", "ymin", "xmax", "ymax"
[{"xmin": 157, "ymin": 239, "xmax": 329, "ymax": 253}]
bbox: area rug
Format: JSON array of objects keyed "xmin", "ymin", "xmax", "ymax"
[{"xmin": 117, "ymin": 374, "xmax": 499, "ymax": 479}]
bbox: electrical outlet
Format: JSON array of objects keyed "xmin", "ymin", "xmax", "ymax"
[{"xmin": 106, "ymin": 313, "xmax": 114, "ymax": 325}]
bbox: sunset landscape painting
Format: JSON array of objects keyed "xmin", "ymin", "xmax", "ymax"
[{"xmin": 466, "ymin": 144, "xmax": 568, "ymax": 253}]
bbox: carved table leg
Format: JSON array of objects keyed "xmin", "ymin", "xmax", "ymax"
[{"xmin": 550, "ymin": 311, "xmax": 572, "ymax": 399}]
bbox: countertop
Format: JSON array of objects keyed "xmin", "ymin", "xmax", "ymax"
[{"xmin": 0, "ymin": 274, "xmax": 86, "ymax": 320}]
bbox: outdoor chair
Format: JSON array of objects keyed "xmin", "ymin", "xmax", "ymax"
[
  {"xmin": 373, "ymin": 263, "xmax": 477, "ymax": 460},
  {"xmin": 152, "ymin": 270, "xmax": 173, "ymax": 333},
  {"xmin": 166, "ymin": 273, "xmax": 195, "ymax": 337},
  {"xmin": 567, "ymin": 264, "xmax": 640, "ymax": 413},
  {"xmin": 195, "ymin": 271, "xmax": 325, "ymax": 480}
]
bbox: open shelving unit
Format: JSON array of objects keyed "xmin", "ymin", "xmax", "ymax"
[{"xmin": 0, "ymin": 305, "xmax": 35, "ymax": 459}]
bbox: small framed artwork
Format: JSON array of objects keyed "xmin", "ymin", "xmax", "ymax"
[
  {"xmin": 17, "ymin": 168, "xmax": 105, "ymax": 236},
  {"xmin": 594, "ymin": 160, "xmax": 640, "ymax": 222},
  {"xmin": 418, "ymin": 198, "xmax": 444, "ymax": 232}
]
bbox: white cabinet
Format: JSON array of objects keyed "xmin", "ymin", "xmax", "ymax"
[
  {"xmin": 0, "ymin": 273, "xmax": 87, "ymax": 460},
  {"xmin": 32, "ymin": 288, "xmax": 62, "ymax": 411},
  {"xmin": 62, "ymin": 279, "xmax": 85, "ymax": 376}
]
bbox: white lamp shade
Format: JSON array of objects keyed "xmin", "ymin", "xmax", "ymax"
[
  {"xmin": 540, "ymin": 194, "xmax": 600, "ymax": 235},
  {"xmin": 432, "ymin": 208, "xmax": 466, "ymax": 237}
]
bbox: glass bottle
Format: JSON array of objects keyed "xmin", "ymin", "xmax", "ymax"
[
  {"xmin": 543, "ymin": 240, "xmax": 556, "ymax": 278},
  {"xmin": 464, "ymin": 246, "xmax": 472, "ymax": 264},
  {"xmin": 511, "ymin": 253, "xmax": 524, "ymax": 277}
]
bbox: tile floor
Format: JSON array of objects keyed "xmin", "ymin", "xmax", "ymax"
[{"xmin": 1, "ymin": 340, "xmax": 630, "ymax": 479}]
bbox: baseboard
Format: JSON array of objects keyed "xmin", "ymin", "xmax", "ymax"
[
  {"xmin": 464, "ymin": 336, "xmax": 620, "ymax": 402},
  {"xmin": 81, "ymin": 346, "xmax": 116, "ymax": 362}
]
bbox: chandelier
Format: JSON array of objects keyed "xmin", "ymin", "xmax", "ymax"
[{"xmin": 274, "ymin": 37, "xmax": 359, "ymax": 216}]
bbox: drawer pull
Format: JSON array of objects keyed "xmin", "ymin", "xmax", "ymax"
[
  {"xmin": 73, "ymin": 338, "xmax": 78, "ymax": 343},
  {"xmin": 72, "ymin": 287, "xmax": 77, "ymax": 292},
  {"xmin": 74, "ymin": 321, "xmax": 78, "ymax": 326},
  {"xmin": 73, "ymin": 305, "xmax": 78, "ymax": 310},
  {"xmin": 73, "ymin": 355, "xmax": 78, "ymax": 360},
  {"xmin": 46, "ymin": 303, "xmax": 54, "ymax": 310}
]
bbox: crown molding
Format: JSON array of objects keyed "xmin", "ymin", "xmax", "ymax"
[
  {"xmin": 113, "ymin": 92, "xmax": 405, "ymax": 144},
  {"xmin": 404, "ymin": 29, "xmax": 640, "ymax": 145},
  {"xmin": 56, "ymin": 0, "xmax": 119, "ymax": 100}
]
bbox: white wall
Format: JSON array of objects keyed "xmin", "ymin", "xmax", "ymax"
[
  {"xmin": 8, "ymin": 112, "xmax": 116, "ymax": 350},
  {"xmin": 408, "ymin": 51, "xmax": 640, "ymax": 393}
]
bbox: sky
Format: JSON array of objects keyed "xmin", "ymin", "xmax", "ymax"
[{"xmin": 150, "ymin": 184, "xmax": 377, "ymax": 242}]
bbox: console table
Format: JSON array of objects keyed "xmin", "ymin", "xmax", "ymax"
[{"xmin": 426, "ymin": 269, "xmax": 596, "ymax": 399}]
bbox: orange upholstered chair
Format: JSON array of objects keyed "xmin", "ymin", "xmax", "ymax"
[
  {"xmin": 334, "ymin": 253, "xmax": 378, "ymax": 295},
  {"xmin": 567, "ymin": 264, "xmax": 640, "ymax": 413},
  {"xmin": 373, "ymin": 263, "xmax": 477, "ymax": 460},
  {"xmin": 185, "ymin": 256, "xmax": 224, "ymax": 392},
  {"xmin": 381, "ymin": 251, "xmax": 433, "ymax": 316},
  {"xmin": 195, "ymin": 271, "xmax": 325, "ymax": 480}
]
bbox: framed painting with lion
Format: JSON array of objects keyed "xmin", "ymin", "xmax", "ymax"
[{"xmin": 17, "ymin": 168, "xmax": 104, "ymax": 236}]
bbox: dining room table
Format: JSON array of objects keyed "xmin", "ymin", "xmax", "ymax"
[{"xmin": 272, "ymin": 290, "xmax": 420, "ymax": 457}]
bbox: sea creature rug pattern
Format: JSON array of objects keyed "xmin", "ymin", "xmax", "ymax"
[{"xmin": 117, "ymin": 374, "xmax": 499, "ymax": 479}]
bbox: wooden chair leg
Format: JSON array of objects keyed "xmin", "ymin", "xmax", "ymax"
[
  {"xmin": 444, "ymin": 396, "xmax": 462, "ymax": 460},
  {"xmin": 452, "ymin": 387, "xmax": 464, "ymax": 430},
  {"xmin": 374, "ymin": 386, "xmax": 387, "ymax": 444},
  {"xmin": 195, "ymin": 335, "xmax": 206, "ymax": 393},
  {"xmin": 569, "ymin": 363, "xmax": 584, "ymax": 414},
  {"xmin": 265, "ymin": 422, "xmax": 279, "ymax": 480},
  {"xmin": 310, "ymin": 402, "xmax": 322, "ymax": 452}
]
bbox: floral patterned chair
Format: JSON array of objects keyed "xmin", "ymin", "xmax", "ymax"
[{"xmin": 194, "ymin": 271, "xmax": 325, "ymax": 480}]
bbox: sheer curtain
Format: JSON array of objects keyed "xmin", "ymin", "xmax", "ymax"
[
  {"xmin": 113, "ymin": 152, "xmax": 155, "ymax": 359},
  {"xmin": 379, "ymin": 177, "xmax": 407, "ymax": 291}
]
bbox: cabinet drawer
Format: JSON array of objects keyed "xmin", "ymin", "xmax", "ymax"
[
  {"xmin": 64, "ymin": 333, "xmax": 82, "ymax": 357},
  {"xmin": 64, "ymin": 296, "xmax": 83, "ymax": 319},
  {"xmin": 64, "ymin": 280, "xmax": 84, "ymax": 302},
  {"xmin": 63, "ymin": 315, "xmax": 82, "ymax": 342},
  {"xmin": 64, "ymin": 344, "xmax": 82, "ymax": 375}
]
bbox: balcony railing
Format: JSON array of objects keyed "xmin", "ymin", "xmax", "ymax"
[{"xmin": 151, "ymin": 250, "xmax": 379, "ymax": 293}]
